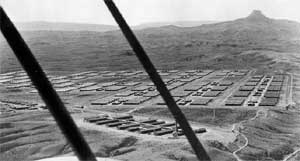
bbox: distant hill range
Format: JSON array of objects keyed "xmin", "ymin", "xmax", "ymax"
[
  {"xmin": 15, "ymin": 20, "xmax": 217, "ymax": 32},
  {"xmin": 15, "ymin": 21, "xmax": 118, "ymax": 32},
  {"xmin": 133, "ymin": 20, "xmax": 217, "ymax": 29},
  {"xmin": 194, "ymin": 10, "xmax": 300, "ymax": 41},
  {"xmin": 14, "ymin": 10, "xmax": 300, "ymax": 41},
  {"xmin": 1, "ymin": 10, "xmax": 300, "ymax": 73},
  {"xmin": 134, "ymin": 10, "xmax": 300, "ymax": 41}
]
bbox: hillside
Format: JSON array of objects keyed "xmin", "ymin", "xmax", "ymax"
[{"xmin": 1, "ymin": 10, "xmax": 300, "ymax": 73}]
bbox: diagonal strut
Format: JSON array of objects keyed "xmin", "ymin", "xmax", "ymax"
[
  {"xmin": 103, "ymin": 0, "xmax": 211, "ymax": 160},
  {"xmin": 0, "ymin": 6, "xmax": 97, "ymax": 161}
]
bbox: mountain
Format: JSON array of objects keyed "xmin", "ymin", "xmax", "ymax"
[
  {"xmin": 193, "ymin": 10, "xmax": 300, "ymax": 41},
  {"xmin": 246, "ymin": 10, "xmax": 269, "ymax": 21},
  {"xmin": 1, "ymin": 10, "xmax": 300, "ymax": 73},
  {"xmin": 15, "ymin": 21, "xmax": 118, "ymax": 32},
  {"xmin": 135, "ymin": 10, "xmax": 300, "ymax": 42},
  {"xmin": 133, "ymin": 20, "xmax": 217, "ymax": 29}
]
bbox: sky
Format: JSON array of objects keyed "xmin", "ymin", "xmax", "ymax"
[{"xmin": 0, "ymin": 0, "xmax": 299, "ymax": 25}]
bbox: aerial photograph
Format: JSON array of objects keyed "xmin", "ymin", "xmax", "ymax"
[{"xmin": 0, "ymin": 0, "xmax": 300, "ymax": 161}]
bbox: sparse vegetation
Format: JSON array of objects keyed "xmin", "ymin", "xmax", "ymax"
[
  {"xmin": 269, "ymin": 144, "xmax": 294, "ymax": 160},
  {"xmin": 206, "ymin": 140, "xmax": 230, "ymax": 152},
  {"xmin": 134, "ymin": 107, "xmax": 256, "ymax": 126}
]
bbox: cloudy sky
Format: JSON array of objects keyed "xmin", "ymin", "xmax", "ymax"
[{"xmin": 0, "ymin": 0, "xmax": 299, "ymax": 25}]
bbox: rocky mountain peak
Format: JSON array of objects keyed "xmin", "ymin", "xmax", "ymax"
[{"xmin": 246, "ymin": 10, "xmax": 270, "ymax": 21}]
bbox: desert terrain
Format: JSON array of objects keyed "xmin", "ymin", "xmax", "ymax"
[{"xmin": 0, "ymin": 10, "xmax": 300, "ymax": 161}]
